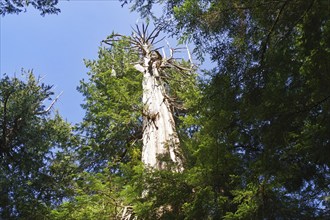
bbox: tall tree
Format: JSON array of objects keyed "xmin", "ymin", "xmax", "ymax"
[
  {"xmin": 79, "ymin": 26, "xmax": 196, "ymax": 172},
  {"xmin": 103, "ymin": 25, "xmax": 191, "ymax": 171},
  {"xmin": 52, "ymin": 28, "xmax": 200, "ymax": 219},
  {"xmin": 132, "ymin": 25, "xmax": 185, "ymax": 171},
  {"xmin": 0, "ymin": 72, "xmax": 77, "ymax": 219}
]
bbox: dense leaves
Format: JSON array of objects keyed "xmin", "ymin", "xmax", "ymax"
[
  {"xmin": 76, "ymin": 39, "xmax": 143, "ymax": 171},
  {"xmin": 0, "ymin": 72, "xmax": 77, "ymax": 219},
  {"xmin": 2, "ymin": 0, "xmax": 329, "ymax": 219},
  {"xmin": 49, "ymin": 40, "xmax": 145, "ymax": 219},
  {"xmin": 120, "ymin": 0, "xmax": 330, "ymax": 218}
]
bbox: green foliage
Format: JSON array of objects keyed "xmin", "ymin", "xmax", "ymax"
[
  {"xmin": 121, "ymin": 0, "xmax": 330, "ymax": 218},
  {"xmin": 51, "ymin": 169, "xmax": 124, "ymax": 220},
  {"xmin": 7, "ymin": 1, "xmax": 327, "ymax": 218},
  {"xmin": 0, "ymin": 72, "xmax": 77, "ymax": 219},
  {"xmin": 51, "ymin": 38, "xmax": 145, "ymax": 218},
  {"xmin": 77, "ymin": 39, "xmax": 143, "ymax": 171},
  {"xmin": 53, "ymin": 32, "xmax": 202, "ymax": 219},
  {"xmin": 0, "ymin": 0, "xmax": 60, "ymax": 16}
]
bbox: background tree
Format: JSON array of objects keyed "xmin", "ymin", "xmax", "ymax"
[
  {"xmin": 0, "ymin": 72, "xmax": 77, "ymax": 219},
  {"xmin": 0, "ymin": 0, "xmax": 60, "ymax": 16}
]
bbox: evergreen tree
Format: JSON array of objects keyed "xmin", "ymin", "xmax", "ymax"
[{"xmin": 0, "ymin": 72, "xmax": 77, "ymax": 219}]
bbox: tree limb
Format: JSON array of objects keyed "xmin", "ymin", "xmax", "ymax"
[
  {"xmin": 36, "ymin": 91, "xmax": 63, "ymax": 115},
  {"xmin": 260, "ymin": 0, "xmax": 289, "ymax": 64}
]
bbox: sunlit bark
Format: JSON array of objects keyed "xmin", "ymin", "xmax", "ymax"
[{"xmin": 135, "ymin": 44, "xmax": 184, "ymax": 171}]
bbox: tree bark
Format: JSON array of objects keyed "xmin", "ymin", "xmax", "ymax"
[{"xmin": 135, "ymin": 48, "xmax": 184, "ymax": 171}]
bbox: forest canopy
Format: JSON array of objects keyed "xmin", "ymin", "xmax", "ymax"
[{"xmin": 1, "ymin": 0, "xmax": 329, "ymax": 219}]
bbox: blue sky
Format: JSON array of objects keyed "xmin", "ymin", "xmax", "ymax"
[{"xmin": 0, "ymin": 1, "xmax": 141, "ymax": 124}]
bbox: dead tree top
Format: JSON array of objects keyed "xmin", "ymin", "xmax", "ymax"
[
  {"xmin": 103, "ymin": 23, "xmax": 165, "ymax": 56},
  {"xmin": 102, "ymin": 24, "xmax": 195, "ymax": 71}
]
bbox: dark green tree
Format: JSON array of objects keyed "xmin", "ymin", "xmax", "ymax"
[{"xmin": 0, "ymin": 72, "xmax": 77, "ymax": 219}]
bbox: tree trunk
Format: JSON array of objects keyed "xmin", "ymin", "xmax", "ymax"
[{"xmin": 135, "ymin": 48, "xmax": 184, "ymax": 171}]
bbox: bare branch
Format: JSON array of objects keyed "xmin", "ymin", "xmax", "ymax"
[
  {"xmin": 134, "ymin": 64, "xmax": 145, "ymax": 73},
  {"xmin": 146, "ymin": 25, "xmax": 162, "ymax": 43},
  {"xmin": 37, "ymin": 74, "xmax": 47, "ymax": 83},
  {"xmin": 150, "ymin": 28, "xmax": 162, "ymax": 44},
  {"xmin": 162, "ymin": 48, "xmax": 167, "ymax": 59},
  {"xmin": 36, "ymin": 91, "xmax": 63, "ymax": 115},
  {"xmin": 169, "ymin": 48, "xmax": 174, "ymax": 59},
  {"xmin": 135, "ymin": 24, "xmax": 142, "ymax": 38},
  {"xmin": 142, "ymin": 23, "xmax": 149, "ymax": 40},
  {"xmin": 152, "ymin": 35, "xmax": 166, "ymax": 46},
  {"xmin": 152, "ymin": 46, "xmax": 164, "ymax": 52},
  {"xmin": 186, "ymin": 44, "xmax": 193, "ymax": 63},
  {"xmin": 260, "ymin": 0, "xmax": 289, "ymax": 64},
  {"xmin": 167, "ymin": 60, "xmax": 193, "ymax": 72}
]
